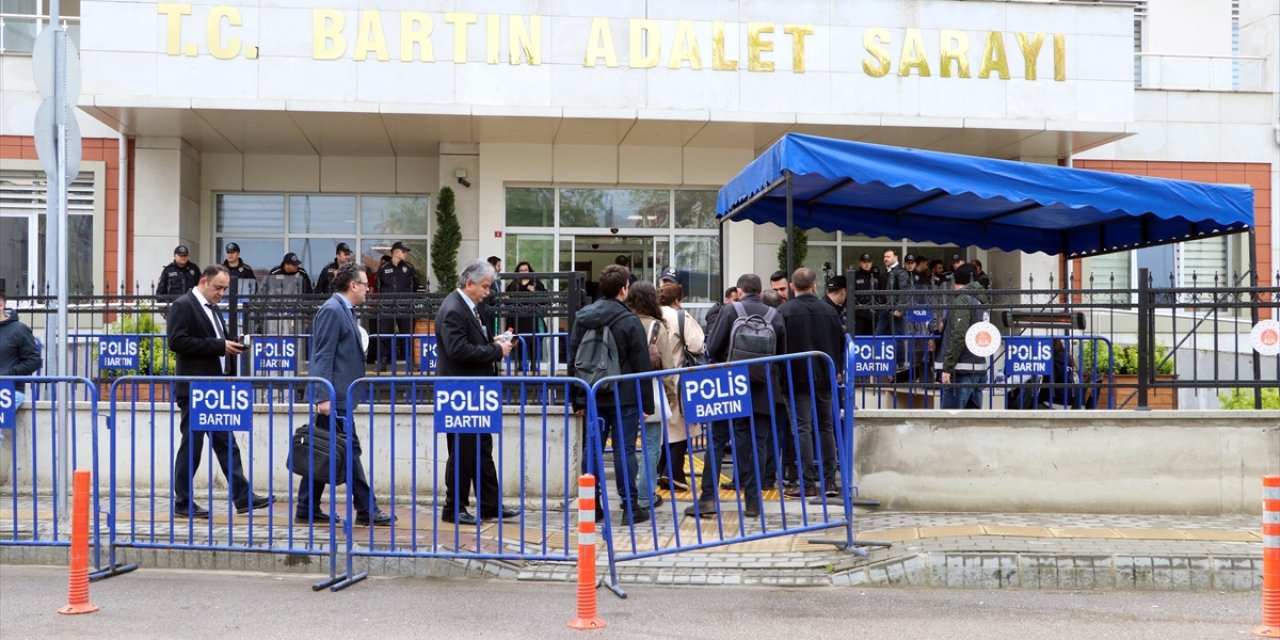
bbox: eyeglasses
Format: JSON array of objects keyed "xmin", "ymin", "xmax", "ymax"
[{"xmin": 352, "ymin": 281, "xmax": 370, "ymax": 289}]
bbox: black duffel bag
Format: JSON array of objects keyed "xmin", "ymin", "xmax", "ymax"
[{"xmin": 287, "ymin": 414, "xmax": 347, "ymax": 485}]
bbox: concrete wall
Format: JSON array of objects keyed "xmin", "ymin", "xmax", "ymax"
[
  {"xmin": 1, "ymin": 402, "xmax": 583, "ymax": 503},
  {"xmin": 854, "ymin": 410, "xmax": 1280, "ymax": 515}
]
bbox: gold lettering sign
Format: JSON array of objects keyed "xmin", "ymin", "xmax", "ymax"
[{"xmin": 155, "ymin": 6, "xmax": 1071, "ymax": 81}]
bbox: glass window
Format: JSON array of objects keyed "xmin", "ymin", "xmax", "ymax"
[
  {"xmin": 560, "ymin": 188, "xmax": 669, "ymax": 229},
  {"xmin": 217, "ymin": 195, "xmax": 284, "ymax": 234},
  {"xmin": 505, "ymin": 234, "xmax": 555, "ymax": 274},
  {"xmin": 673, "ymin": 236, "xmax": 720, "ymax": 303},
  {"xmin": 361, "ymin": 195, "xmax": 428, "ymax": 236},
  {"xmin": 289, "ymin": 195, "xmax": 355, "ymax": 234},
  {"xmin": 215, "ymin": 237, "xmax": 280, "ymax": 276},
  {"xmin": 505, "ymin": 188, "xmax": 554, "ymax": 227},
  {"xmin": 362, "ymin": 239, "xmax": 428, "ymax": 288},
  {"xmin": 804, "ymin": 245, "xmax": 836, "ymax": 282},
  {"xmin": 674, "ymin": 190, "xmax": 717, "ymax": 229},
  {"xmin": 0, "ymin": 217, "xmax": 30, "ymax": 295}
]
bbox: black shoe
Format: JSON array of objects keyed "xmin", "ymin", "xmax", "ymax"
[
  {"xmin": 173, "ymin": 503, "xmax": 210, "ymax": 519},
  {"xmin": 720, "ymin": 480, "xmax": 736, "ymax": 491},
  {"xmin": 356, "ymin": 509, "xmax": 395, "ymax": 526},
  {"xmin": 441, "ymin": 508, "xmax": 477, "ymax": 525},
  {"xmin": 649, "ymin": 494, "xmax": 664, "ymax": 509},
  {"xmin": 235, "ymin": 494, "xmax": 274, "ymax": 514},
  {"xmin": 294, "ymin": 509, "xmax": 340, "ymax": 525},
  {"xmin": 479, "ymin": 507, "xmax": 522, "ymax": 520},
  {"xmin": 682, "ymin": 499, "xmax": 717, "ymax": 519},
  {"xmin": 744, "ymin": 503, "xmax": 761, "ymax": 518},
  {"xmin": 628, "ymin": 506, "xmax": 650, "ymax": 525}
]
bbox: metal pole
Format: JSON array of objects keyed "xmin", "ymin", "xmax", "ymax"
[
  {"xmin": 1136, "ymin": 267, "xmax": 1150, "ymax": 411},
  {"xmin": 1248, "ymin": 229, "xmax": 1262, "ymax": 409},
  {"xmin": 47, "ymin": 0, "xmax": 74, "ymax": 522},
  {"xmin": 785, "ymin": 171, "xmax": 794, "ymax": 278}
]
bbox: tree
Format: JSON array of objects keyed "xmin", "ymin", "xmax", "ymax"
[
  {"xmin": 431, "ymin": 187, "xmax": 461, "ymax": 292},
  {"xmin": 776, "ymin": 226, "xmax": 808, "ymax": 274}
]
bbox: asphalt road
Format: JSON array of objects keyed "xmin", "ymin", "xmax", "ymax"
[{"xmin": 0, "ymin": 565, "xmax": 1260, "ymax": 639}]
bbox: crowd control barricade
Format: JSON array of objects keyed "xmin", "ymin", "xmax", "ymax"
[
  {"xmin": 586, "ymin": 352, "xmax": 891, "ymax": 597},
  {"xmin": 331, "ymin": 375, "xmax": 591, "ymax": 592},
  {"xmin": 95, "ymin": 375, "xmax": 357, "ymax": 591},
  {"xmin": 0, "ymin": 376, "xmax": 107, "ymax": 568}
]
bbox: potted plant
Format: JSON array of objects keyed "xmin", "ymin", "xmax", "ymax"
[
  {"xmin": 1081, "ymin": 340, "xmax": 1177, "ymax": 409},
  {"xmin": 93, "ymin": 308, "xmax": 176, "ymax": 402}
]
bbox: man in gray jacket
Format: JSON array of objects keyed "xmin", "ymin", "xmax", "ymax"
[{"xmin": 301, "ymin": 262, "xmax": 393, "ymax": 526}]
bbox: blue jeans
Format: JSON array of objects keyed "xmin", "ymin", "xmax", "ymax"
[
  {"xmin": 941, "ymin": 372, "xmax": 985, "ymax": 409},
  {"xmin": 597, "ymin": 406, "xmax": 642, "ymax": 511},
  {"xmin": 635, "ymin": 419, "xmax": 664, "ymax": 508},
  {"xmin": 874, "ymin": 311, "xmax": 908, "ymax": 367}
]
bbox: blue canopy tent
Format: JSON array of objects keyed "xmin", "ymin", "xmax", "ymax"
[{"xmin": 716, "ymin": 133, "xmax": 1256, "ymax": 278}]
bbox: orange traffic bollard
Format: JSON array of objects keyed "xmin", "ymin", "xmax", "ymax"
[
  {"xmin": 567, "ymin": 474, "xmax": 605, "ymax": 631},
  {"xmin": 1255, "ymin": 475, "xmax": 1280, "ymax": 638},
  {"xmin": 58, "ymin": 469, "xmax": 99, "ymax": 615}
]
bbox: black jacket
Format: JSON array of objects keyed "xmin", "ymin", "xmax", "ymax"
[
  {"xmin": 568, "ymin": 298, "xmax": 654, "ymax": 414},
  {"xmin": 0, "ymin": 308, "xmax": 43, "ymax": 391},
  {"xmin": 779, "ymin": 294, "xmax": 844, "ymax": 392},
  {"xmin": 435, "ymin": 290, "xmax": 505, "ymax": 377},
  {"xmin": 880, "ymin": 264, "xmax": 910, "ymax": 312},
  {"xmin": 221, "ymin": 260, "xmax": 254, "ymax": 281},
  {"xmin": 314, "ymin": 261, "xmax": 340, "ymax": 295},
  {"xmin": 166, "ymin": 290, "xmax": 232, "ymax": 398},
  {"xmin": 376, "ymin": 260, "xmax": 422, "ymax": 294},
  {"xmin": 706, "ymin": 294, "xmax": 787, "ymax": 415},
  {"xmin": 156, "ymin": 261, "xmax": 200, "ymax": 298}
]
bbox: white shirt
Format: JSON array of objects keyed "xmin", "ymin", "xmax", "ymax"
[{"xmin": 190, "ymin": 288, "xmax": 225, "ymax": 373}]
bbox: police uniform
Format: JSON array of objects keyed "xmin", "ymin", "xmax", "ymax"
[
  {"xmin": 314, "ymin": 261, "xmax": 341, "ymax": 296},
  {"xmin": 157, "ymin": 261, "xmax": 200, "ymax": 297},
  {"xmin": 268, "ymin": 254, "xmax": 313, "ymax": 295},
  {"xmin": 851, "ymin": 266, "xmax": 878, "ymax": 336},
  {"xmin": 374, "ymin": 244, "xmax": 422, "ymax": 369}
]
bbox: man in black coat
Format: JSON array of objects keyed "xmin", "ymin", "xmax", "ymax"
[
  {"xmin": 685, "ymin": 273, "xmax": 786, "ymax": 520},
  {"xmin": 568, "ymin": 264, "xmax": 655, "ymax": 525},
  {"xmin": 314, "ymin": 242, "xmax": 355, "ymax": 296},
  {"xmin": 167, "ymin": 265, "xmax": 271, "ymax": 519},
  {"xmin": 436, "ymin": 259, "xmax": 518, "ymax": 526},
  {"xmin": 0, "ymin": 283, "xmax": 42, "ymax": 406},
  {"xmin": 778, "ymin": 268, "xmax": 843, "ymax": 499},
  {"xmin": 374, "ymin": 241, "xmax": 421, "ymax": 371}
]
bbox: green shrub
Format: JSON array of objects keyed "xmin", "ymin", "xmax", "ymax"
[
  {"xmin": 1217, "ymin": 388, "xmax": 1280, "ymax": 410},
  {"xmin": 93, "ymin": 307, "xmax": 176, "ymax": 377},
  {"xmin": 1080, "ymin": 341, "xmax": 1174, "ymax": 375}
]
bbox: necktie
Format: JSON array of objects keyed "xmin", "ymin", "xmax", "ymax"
[
  {"xmin": 206, "ymin": 303, "xmax": 225, "ymax": 338},
  {"xmin": 206, "ymin": 303, "xmax": 227, "ymax": 374}
]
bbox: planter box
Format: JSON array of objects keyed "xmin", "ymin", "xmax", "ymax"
[
  {"xmin": 97, "ymin": 380, "xmax": 172, "ymax": 404},
  {"xmin": 1093, "ymin": 374, "xmax": 1178, "ymax": 410}
]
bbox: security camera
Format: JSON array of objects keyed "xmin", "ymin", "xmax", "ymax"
[
  {"xmin": 456, "ymin": 177, "xmax": 471, "ymax": 188},
  {"xmin": 610, "ymin": 227, "xmax": 619, "ymax": 235}
]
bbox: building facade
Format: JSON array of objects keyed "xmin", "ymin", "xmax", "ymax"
[{"xmin": 1, "ymin": 0, "xmax": 1276, "ymax": 313}]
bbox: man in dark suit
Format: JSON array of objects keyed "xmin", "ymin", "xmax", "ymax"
[
  {"xmin": 300, "ymin": 262, "xmax": 393, "ymax": 526},
  {"xmin": 436, "ymin": 259, "xmax": 518, "ymax": 526},
  {"xmin": 168, "ymin": 265, "xmax": 272, "ymax": 519},
  {"xmin": 685, "ymin": 272, "xmax": 786, "ymax": 520}
]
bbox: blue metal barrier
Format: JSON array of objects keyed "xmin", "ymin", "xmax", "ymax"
[
  {"xmin": 329, "ymin": 375, "xmax": 591, "ymax": 591},
  {"xmin": 94, "ymin": 375, "xmax": 355, "ymax": 591},
  {"xmin": 585, "ymin": 352, "xmax": 891, "ymax": 597},
  {"xmin": 844, "ymin": 333, "xmax": 1118, "ymax": 410},
  {"xmin": 0, "ymin": 376, "xmax": 107, "ymax": 569}
]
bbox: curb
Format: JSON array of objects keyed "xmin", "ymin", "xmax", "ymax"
[{"xmin": 3, "ymin": 544, "xmax": 1262, "ymax": 592}]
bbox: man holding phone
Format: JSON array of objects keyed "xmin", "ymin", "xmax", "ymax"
[{"xmin": 167, "ymin": 265, "xmax": 272, "ymax": 518}]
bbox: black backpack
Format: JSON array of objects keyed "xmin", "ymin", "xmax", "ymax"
[
  {"xmin": 727, "ymin": 301, "xmax": 779, "ymax": 362},
  {"xmin": 574, "ymin": 312, "xmax": 624, "ymax": 389}
]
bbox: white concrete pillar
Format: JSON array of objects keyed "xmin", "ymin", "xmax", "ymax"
[{"xmin": 132, "ymin": 137, "xmax": 201, "ymax": 291}]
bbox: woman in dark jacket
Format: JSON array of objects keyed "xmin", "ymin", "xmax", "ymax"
[{"xmin": 509, "ymin": 261, "xmax": 546, "ymax": 372}]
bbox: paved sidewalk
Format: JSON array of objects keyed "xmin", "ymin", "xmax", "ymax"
[{"xmin": 1, "ymin": 504, "xmax": 1263, "ymax": 592}]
